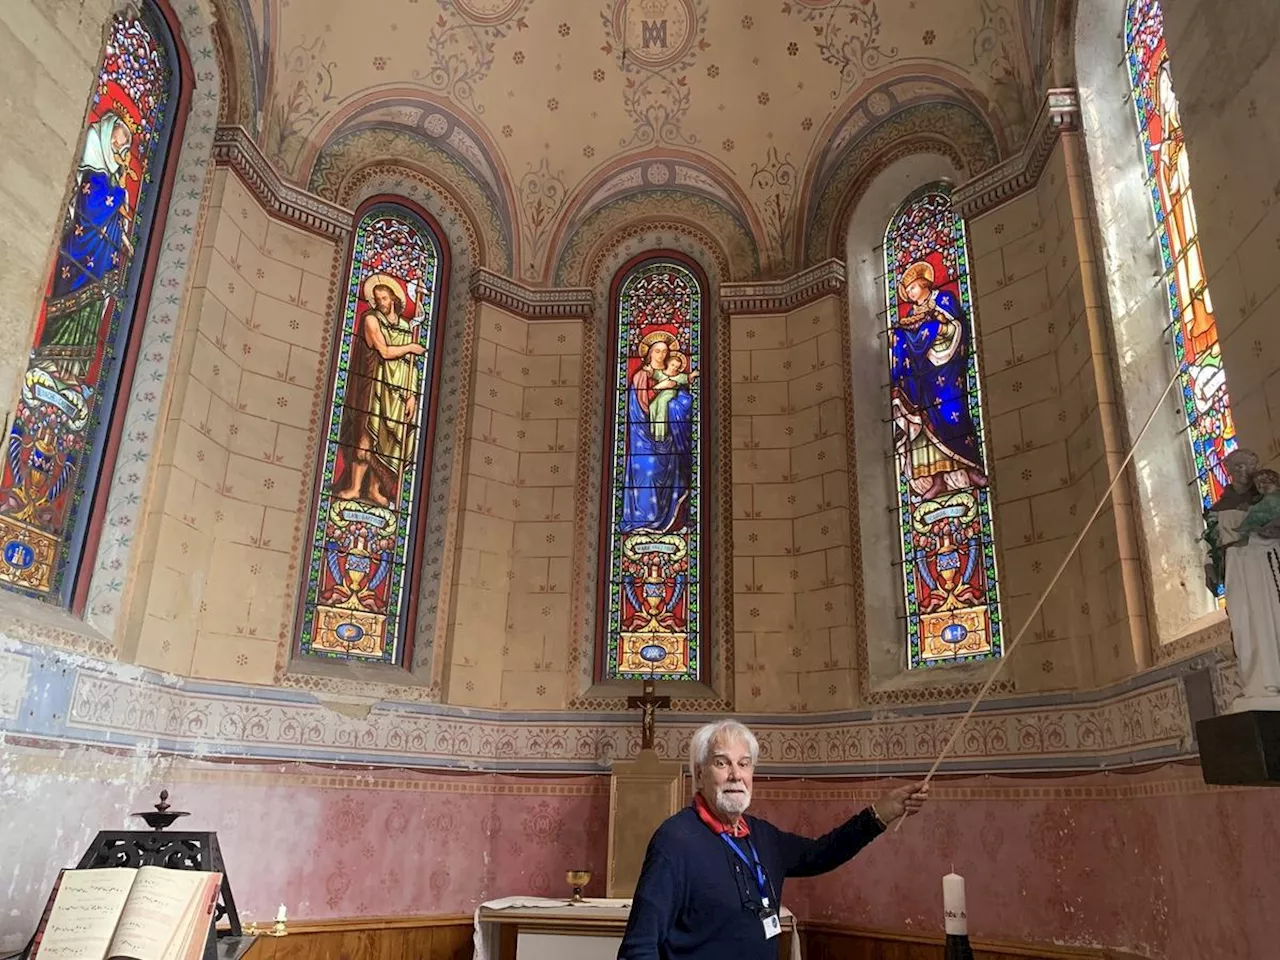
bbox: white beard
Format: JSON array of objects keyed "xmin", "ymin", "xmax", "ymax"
[{"xmin": 716, "ymin": 785, "xmax": 751, "ymax": 816}]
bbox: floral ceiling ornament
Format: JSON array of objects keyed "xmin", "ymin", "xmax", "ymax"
[
  {"xmin": 413, "ymin": 0, "xmax": 534, "ymax": 114},
  {"xmin": 781, "ymin": 0, "xmax": 898, "ymax": 99},
  {"xmin": 518, "ymin": 156, "xmax": 569, "ymax": 280},
  {"xmin": 263, "ymin": 32, "xmax": 337, "ymax": 174},
  {"xmin": 971, "ymin": 0, "xmax": 1032, "ymax": 143},
  {"xmin": 600, "ymin": 0, "xmax": 710, "ymax": 148},
  {"xmin": 748, "ymin": 146, "xmax": 799, "ymax": 274}
]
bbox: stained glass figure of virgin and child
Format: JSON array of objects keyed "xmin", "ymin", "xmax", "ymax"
[{"xmin": 603, "ymin": 261, "xmax": 704, "ymax": 681}]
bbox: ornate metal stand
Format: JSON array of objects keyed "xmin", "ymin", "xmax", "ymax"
[{"xmin": 75, "ymin": 790, "xmax": 243, "ymax": 937}]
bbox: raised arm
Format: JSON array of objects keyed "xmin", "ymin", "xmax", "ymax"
[
  {"xmin": 771, "ymin": 808, "xmax": 885, "ymax": 878},
  {"xmin": 617, "ymin": 847, "xmax": 681, "ymax": 960},
  {"xmin": 773, "ymin": 781, "xmax": 928, "ymax": 878}
]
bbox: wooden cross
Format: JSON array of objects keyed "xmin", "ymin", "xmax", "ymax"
[{"xmin": 627, "ymin": 677, "xmax": 670, "ymax": 751}]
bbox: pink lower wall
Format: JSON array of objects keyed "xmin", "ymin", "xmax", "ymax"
[{"xmin": 1, "ymin": 742, "xmax": 1274, "ymax": 959}]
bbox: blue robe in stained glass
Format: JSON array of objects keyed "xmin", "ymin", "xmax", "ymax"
[
  {"xmin": 890, "ymin": 289, "xmax": 982, "ymax": 473},
  {"xmin": 620, "ymin": 366, "xmax": 693, "ymax": 534},
  {"xmin": 51, "ymin": 170, "xmax": 129, "ymax": 299}
]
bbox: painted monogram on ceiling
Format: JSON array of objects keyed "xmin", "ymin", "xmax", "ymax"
[{"xmin": 600, "ymin": 0, "xmax": 710, "ymax": 147}]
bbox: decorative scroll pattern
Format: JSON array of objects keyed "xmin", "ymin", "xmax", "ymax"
[
  {"xmin": 1125, "ymin": 0, "xmax": 1234, "ymax": 513},
  {"xmin": 50, "ymin": 658, "xmax": 1196, "ymax": 773},
  {"xmin": 885, "ymin": 186, "xmax": 1002, "ymax": 668},
  {"xmin": 0, "ymin": 9, "xmax": 176, "ymax": 605},
  {"xmin": 297, "ymin": 206, "xmax": 443, "ymax": 664},
  {"xmin": 601, "ymin": 261, "xmax": 704, "ymax": 681}
]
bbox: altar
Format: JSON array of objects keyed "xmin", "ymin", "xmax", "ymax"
[{"xmin": 472, "ymin": 897, "xmax": 800, "ymax": 960}]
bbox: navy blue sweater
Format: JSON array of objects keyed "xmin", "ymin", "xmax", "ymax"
[{"xmin": 617, "ymin": 805, "xmax": 884, "ymax": 960}]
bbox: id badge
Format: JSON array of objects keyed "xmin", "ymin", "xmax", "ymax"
[{"xmin": 761, "ymin": 909, "xmax": 781, "ymax": 940}]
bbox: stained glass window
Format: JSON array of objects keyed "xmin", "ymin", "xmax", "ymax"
[
  {"xmin": 884, "ymin": 185, "xmax": 1003, "ymax": 669},
  {"xmin": 0, "ymin": 7, "xmax": 179, "ymax": 605},
  {"xmin": 1125, "ymin": 0, "xmax": 1234, "ymax": 512},
  {"xmin": 296, "ymin": 204, "xmax": 444, "ymax": 664},
  {"xmin": 600, "ymin": 259, "xmax": 704, "ymax": 681}
]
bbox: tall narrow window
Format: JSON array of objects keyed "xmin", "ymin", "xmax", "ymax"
[
  {"xmin": 885, "ymin": 185, "xmax": 1002, "ymax": 669},
  {"xmin": 296, "ymin": 202, "xmax": 445, "ymax": 665},
  {"xmin": 1125, "ymin": 0, "xmax": 1234, "ymax": 512},
  {"xmin": 599, "ymin": 258, "xmax": 705, "ymax": 681},
  {"xmin": 0, "ymin": 6, "xmax": 181, "ymax": 605}
]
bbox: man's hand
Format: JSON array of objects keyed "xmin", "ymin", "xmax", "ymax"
[{"xmin": 873, "ymin": 781, "xmax": 929, "ymax": 823}]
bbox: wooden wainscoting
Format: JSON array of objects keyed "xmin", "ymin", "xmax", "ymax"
[
  {"xmin": 245, "ymin": 916, "xmax": 473, "ymax": 960},
  {"xmin": 801, "ymin": 922, "xmax": 1152, "ymax": 960},
  {"xmin": 241, "ymin": 916, "xmax": 1150, "ymax": 960}
]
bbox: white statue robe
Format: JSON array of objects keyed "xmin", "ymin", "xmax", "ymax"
[{"xmin": 1220, "ymin": 507, "xmax": 1280, "ymax": 705}]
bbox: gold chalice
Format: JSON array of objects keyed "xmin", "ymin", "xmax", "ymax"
[{"xmin": 566, "ymin": 869, "xmax": 592, "ymax": 904}]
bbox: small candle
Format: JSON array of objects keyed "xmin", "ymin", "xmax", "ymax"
[
  {"xmin": 275, "ymin": 904, "xmax": 287, "ymax": 924},
  {"xmin": 942, "ymin": 873, "xmax": 967, "ymax": 935}
]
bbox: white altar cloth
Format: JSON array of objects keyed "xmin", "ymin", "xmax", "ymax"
[{"xmin": 472, "ymin": 896, "xmax": 801, "ymax": 960}]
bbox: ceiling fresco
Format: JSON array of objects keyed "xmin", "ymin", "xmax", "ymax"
[{"xmin": 218, "ymin": 0, "xmax": 1037, "ymax": 278}]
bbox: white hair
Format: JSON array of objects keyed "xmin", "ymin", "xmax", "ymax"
[{"xmin": 688, "ymin": 719, "xmax": 759, "ymax": 783}]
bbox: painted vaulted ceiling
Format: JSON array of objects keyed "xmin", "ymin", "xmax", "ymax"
[{"xmin": 215, "ymin": 0, "xmax": 1043, "ymax": 280}]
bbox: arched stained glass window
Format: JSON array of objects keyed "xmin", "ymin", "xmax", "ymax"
[
  {"xmin": 0, "ymin": 5, "xmax": 181, "ymax": 606},
  {"xmin": 885, "ymin": 185, "xmax": 1002, "ymax": 669},
  {"xmin": 1125, "ymin": 0, "xmax": 1234, "ymax": 512},
  {"xmin": 296, "ymin": 202, "xmax": 445, "ymax": 665},
  {"xmin": 600, "ymin": 258, "xmax": 705, "ymax": 681}
]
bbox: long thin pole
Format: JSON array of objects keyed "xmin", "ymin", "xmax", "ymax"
[{"xmin": 895, "ymin": 362, "xmax": 1184, "ymax": 827}]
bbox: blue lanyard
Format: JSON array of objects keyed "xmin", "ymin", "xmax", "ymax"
[{"xmin": 720, "ymin": 833, "xmax": 771, "ymax": 905}]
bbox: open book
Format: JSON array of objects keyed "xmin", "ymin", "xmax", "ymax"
[{"xmin": 31, "ymin": 867, "xmax": 222, "ymax": 960}]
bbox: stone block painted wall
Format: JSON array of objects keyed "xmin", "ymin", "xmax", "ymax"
[
  {"xmin": 128, "ymin": 168, "xmax": 337, "ymax": 682},
  {"xmin": 730, "ymin": 293, "xmax": 858, "ymax": 712},
  {"xmin": 967, "ymin": 137, "xmax": 1146, "ymax": 693},
  {"xmin": 0, "ymin": 0, "xmax": 115, "ymax": 417},
  {"xmin": 448, "ymin": 302, "xmax": 582, "ymax": 709}
]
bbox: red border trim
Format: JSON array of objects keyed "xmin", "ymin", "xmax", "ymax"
[
  {"xmin": 72, "ymin": 0, "xmax": 194, "ymax": 615},
  {"xmin": 290, "ymin": 193, "xmax": 451, "ymax": 670},
  {"xmin": 593, "ymin": 250, "xmax": 710, "ymax": 684}
]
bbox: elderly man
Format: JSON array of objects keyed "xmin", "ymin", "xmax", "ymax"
[{"xmin": 618, "ymin": 719, "xmax": 928, "ymax": 959}]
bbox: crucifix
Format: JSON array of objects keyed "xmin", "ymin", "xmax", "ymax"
[{"xmin": 628, "ymin": 677, "xmax": 670, "ymax": 751}]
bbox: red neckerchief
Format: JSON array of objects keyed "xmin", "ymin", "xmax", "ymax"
[{"xmin": 693, "ymin": 792, "xmax": 750, "ymax": 838}]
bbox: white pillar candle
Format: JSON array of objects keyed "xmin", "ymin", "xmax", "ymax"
[
  {"xmin": 943, "ymin": 873, "xmax": 967, "ymax": 935},
  {"xmin": 275, "ymin": 904, "xmax": 287, "ymax": 923}
]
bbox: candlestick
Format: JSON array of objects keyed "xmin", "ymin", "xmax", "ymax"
[
  {"xmin": 275, "ymin": 904, "xmax": 287, "ymax": 923},
  {"xmin": 942, "ymin": 873, "xmax": 966, "ymax": 935}
]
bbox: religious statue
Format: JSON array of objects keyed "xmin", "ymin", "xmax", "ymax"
[{"xmin": 1204, "ymin": 448, "xmax": 1280, "ymax": 709}]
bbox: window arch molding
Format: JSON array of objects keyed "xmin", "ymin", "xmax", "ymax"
[
  {"xmin": 883, "ymin": 182, "xmax": 1003, "ymax": 671},
  {"xmin": 292, "ymin": 193, "xmax": 451, "ymax": 669},
  {"xmin": 0, "ymin": 0, "xmax": 192, "ymax": 613},
  {"xmin": 1074, "ymin": 0, "xmax": 1220, "ymax": 642},
  {"xmin": 845, "ymin": 151, "xmax": 1010, "ymax": 691},
  {"xmin": 567, "ymin": 228, "xmax": 732, "ymax": 707}
]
